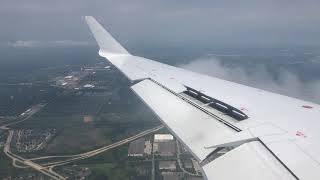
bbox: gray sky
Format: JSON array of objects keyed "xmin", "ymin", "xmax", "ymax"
[
  {"xmin": 1, "ymin": 0, "xmax": 320, "ymax": 48},
  {"xmin": 1, "ymin": 0, "xmax": 319, "ymax": 103}
]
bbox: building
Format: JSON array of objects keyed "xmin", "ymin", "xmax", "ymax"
[
  {"xmin": 154, "ymin": 141, "xmax": 176, "ymax": 156},
  {"xmin": 192, "ymin": 159, "xmax": 202, "ymax": 174},
  {"xmin": 64, "ymin": 75, "xmax": 73, "ymax": 79},
  {"xmin": 128, "ymin": 138, "xmax": 145, "ymax": 157},
  {"xmin": 183, "ymin": 160, "xmax": 193, "ymax": 169},
  {"xmin": 154, "ymin": 134, "xmax": 174, "ymax": 142},
  {"xmin": 144, "ymin": 140, "xmax": 152, "ymax": 155},
  {"xmin": 55, "ymin": 74, "xmax": 80, "ymax": 89},
  {"xmin": 153, "ymin": 134, "xmax": 176, "ymax": 156},
  {"xmin": 83, "ymin": 84, "xmax": 95, "ymax": 88},
  {"xmin": 159, "ymin": 161, "xmax": 176, "ymax": 171}
]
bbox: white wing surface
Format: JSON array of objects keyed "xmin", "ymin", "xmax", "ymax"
[{"xmin": 85, "ymin": 16, "xmax": 320, "ymax": 180}]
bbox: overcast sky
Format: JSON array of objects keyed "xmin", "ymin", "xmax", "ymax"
[
  {"xmin": 1, "ymin": 0, "xmax": 319, "ymax": 102},
  {"xmin": 1, "ymin": 0, "xmax": 320, "ymax": 48}
]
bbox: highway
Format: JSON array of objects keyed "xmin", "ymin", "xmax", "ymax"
[
  {"xmin": 40, "ymin": 125, "xmax": 165, "ymax": 167},
  {"xmin": 4, "ymin": 130, "xmax": 66, "ymax": 180},
  {"xmin": 4, "ymin": 124, "xmax": 164, "ymax": 179},
  {"xmin": 0, "ymin": 103, "xmax": 46, "ymax": 130},
  {"xmin": 1, "ymin": 104, "xmax": 66, "ymax": 180},
  {"xmin": 1, "ymin": 102, "xmax": 165, "ymax": 180}
]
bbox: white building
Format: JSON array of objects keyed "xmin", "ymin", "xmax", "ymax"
[
  {"xmin": 64, "ymin": 75, "xmax": 73, "ymax": 79},
  {"xmin": 83, "ymin": 84, "xmax": 95, "ymax": 88},
  {"xmin": 159, "ymin": 161, "xmax": 176, "ymax": 171},
  {"xmin": 154, "ymin": 134, "xmax": 174, "ymax": 142}
]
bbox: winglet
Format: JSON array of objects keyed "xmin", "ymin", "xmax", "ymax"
[{"xmin": 85, "ymin": 16, "xmax": 130, "ymax": 55}]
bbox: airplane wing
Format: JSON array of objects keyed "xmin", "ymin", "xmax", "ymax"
[{"xmin": 85, "ymin": 16, "xmax": 320, "ymax": 180}]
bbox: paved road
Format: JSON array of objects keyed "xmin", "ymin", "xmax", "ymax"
[
  {"xmin": 2, "ymin": 104, "xmax": 65, "ymax": 180},
  {"xmin": 4, "ymin": 125, "xmax": 164, "ymax": 179},
  {"xmin": 41, "ymin": 125, "xmax": 165, "ymax": 167},
  {"xmin": 1, "ymin": 102, "xmax": 164, "ymax": 180},
  {"xmin": 0, "ymin": 103, "xmax": 46, "ymax": 130},
  {"xmin": 4, "ymin": 130, "xmax": 65, "ymax": 180},
  {"xmin": 176, "ymin": 140, "xmax": 201, "ymax": 177}
]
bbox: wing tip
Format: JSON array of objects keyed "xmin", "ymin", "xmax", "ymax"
[
  {"xmin": 85, "ymin": 16, "xmax": 130, "ymax": 55},
  {"xmin": 84, "ymin": 16, "xmax": 94, "ymax": 22}
]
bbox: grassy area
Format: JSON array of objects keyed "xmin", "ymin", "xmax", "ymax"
[
  {"xmin": 77, "ymin": 145, "xmax": 129, "ymax": 164},
  {"xmin": 12, "ymin": 78, "xmax": 160, "ymax": 155},
  {"xmin": 85, "ymin": 163, "xmax": 137, "ymax": 180},
  {"xmin": 0, "ymin": 85, "xmax": 55, "ymax": 116},
  {"xmin": 0, "ymin": 131, "xmax": 7, "ymax": 142},
  {"xmin": 45, "ymin": 126, "xmax": 113, "ymax": 154},
  {"xmin": 0, "ymin": 151, "xmax": 29, "ymax": 177},
  {"xmin": 59, "ymin": 146, "xmax": 144, "ymax": 180}
]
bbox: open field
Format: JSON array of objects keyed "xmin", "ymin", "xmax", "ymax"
[
  {"xmin": 11, "ymin": 75, "xmax": 160, "ymax": 156},
  {"xmin": 0, "ymin": 151, "xmax": 30, "ymax": 177},
  {"xmin": 0, "ymin": 85, "xmax": 55, "ymax": 116},
  {"xmin": 56, "ymin": 145, "xmax": 152, "ymax": 180}
]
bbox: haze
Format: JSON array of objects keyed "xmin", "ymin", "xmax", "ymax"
[{"xmin": 1, "ymin": 0, "xmax": 320, "ymax": 48}]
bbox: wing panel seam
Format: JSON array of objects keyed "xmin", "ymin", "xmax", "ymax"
[{"xmin": 147, "ymin": 78, "xmax": 242, "ymax": 132}]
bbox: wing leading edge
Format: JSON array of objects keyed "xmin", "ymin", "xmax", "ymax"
[{"xmin": 85, "ymin": 16, "xmax": 320, "ymax": 180}]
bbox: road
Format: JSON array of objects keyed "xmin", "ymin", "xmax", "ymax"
[
  {"xmin": 2, "ymin": 104, "xmax": 65, "ymax": 179},
  {"xmin": 4, "ymin": 130, "xmax": 66, "ymax": 180},
  {"xmin": 40, "ymin": 125, "xmax": 165, "ymax": 167},
  {"xmin": 176, "ymin": 140, "xmax": 201, "ymax": 177},
  {"xmin": 4, "ymin": 125, "xmax": 164, "ymax": 179},
  {"xmin": 1, "ymin": 102, "xmax": 164, "ymax": 179},
  {"xmin": 0, "ymin": 103, "xmax": 46, "ymax": 130}
]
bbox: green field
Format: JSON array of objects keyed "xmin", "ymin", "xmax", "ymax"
[
  {"xmin": 0, "ymin": 60, "xmax": 161, "ymax": 178},
  {"xmin": 58, "ymin": 145, "xmax": 151, "ymax": 180},
  {"xmin": 0, "ymin": 151, "xmax": 29, "ymax": 177},
  {"xmin": 12, "ymin": 79, "xmax": 160, "ymax": 155},
  {"xmin": 0, "ymin": 85, "xmax": 56, "ymax": 116}
]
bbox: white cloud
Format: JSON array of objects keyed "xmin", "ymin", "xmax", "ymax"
[
  {"xmin": 9, "ymin": 40, "xmax": 40, "ymax": 48},
  {"xmin": 51, "ymin": 40, "xmax": 89, "ymax": 46},
  {"xmin": 179, "ymin": 57, "xmax": 320, "ymax": 103},
  {"xmin": 8, "ymin": 40, "xmax": 89, "ymax": 48}
]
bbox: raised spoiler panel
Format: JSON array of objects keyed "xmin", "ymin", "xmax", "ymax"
[{"xmin": 131, "ymin": 79, "xmax": 296, "ymax": 180}]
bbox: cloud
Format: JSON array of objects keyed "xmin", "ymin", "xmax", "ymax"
[
  {"xmin": 0, "ymin": 0, "xmax": 320, "ymax": 46},
  {"xmin": 8, "ymin": 40, "xmax": 40, "ymax": 48},
  {"xmin": 51, "ymin": 40, "xmax": 89, "ymax": 46},
  {"xmin": 179, "ymin": 57, "xmax": 320, "ymax": 103},
  {"xmin": 8, "ymin": 40, "xmax": 89, "ymax": 48}
]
